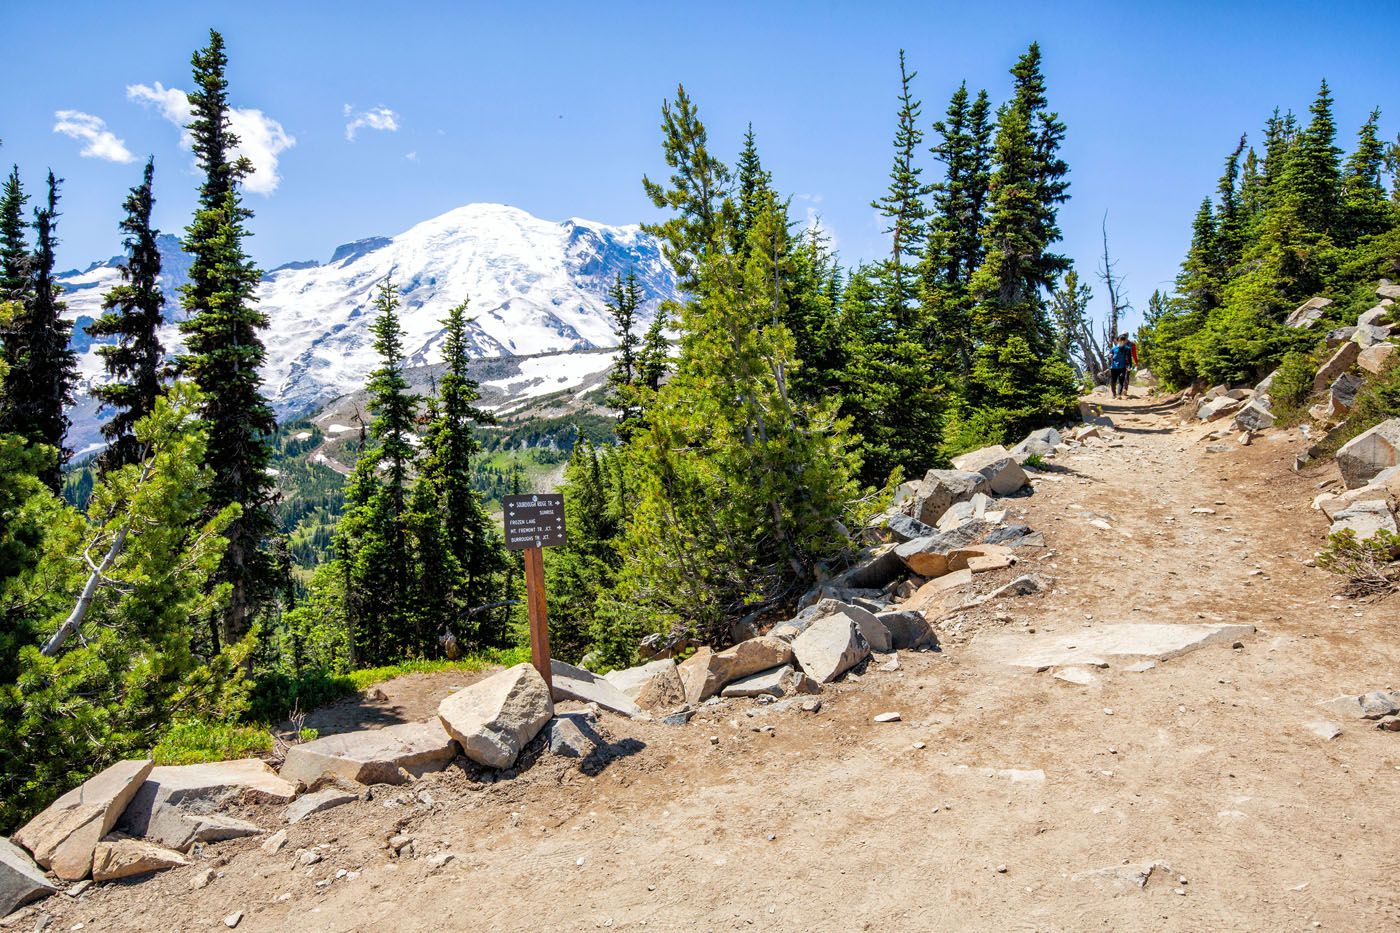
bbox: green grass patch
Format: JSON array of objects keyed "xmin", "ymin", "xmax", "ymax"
[
  {"xmin": 151, "ymin": 720, "xmax": 274, "ymax": 766},
  {"xmin": 247, "ymin": 646, "xmax": 531, "ymax": 724}
]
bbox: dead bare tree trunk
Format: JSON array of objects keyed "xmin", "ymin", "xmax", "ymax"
[{"xmin": 1098, "ymin": 213, "xmax": 1130, "ymax": 343}]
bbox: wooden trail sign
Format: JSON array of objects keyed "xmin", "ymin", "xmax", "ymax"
[{"xmin": 502, "ymin": 494, "xmax": 566, "ymax": 689}]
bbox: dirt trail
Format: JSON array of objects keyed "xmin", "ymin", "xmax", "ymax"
[{"xmin": 36, "ymin": 392, "xmax": 1400, "ymax": 932}]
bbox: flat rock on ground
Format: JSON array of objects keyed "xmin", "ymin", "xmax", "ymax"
[
  {"xmin": 975, "ymin": 622, "xmax": 1256, "ymax": 670},
  {"xmin": 0, "ymin": 837, "xmax": 56, "ymax": 915},
  {"xmin": 279, "ymin": 719, "xmax": 457, "ymax": 788},
  {"xmin": 285, "ymin": 788, "xmax": 358, "ymax": 825},
  {"xmin": 13, "ymin": 758, "xmax": 153, "ymax": 881},
  {"xmin": 678, "ymin": 638, "xmax": 795, "ymax": 704},
  {"xmin": 91, "ymin": 837, "xmax": 189, "ymax": 882},
  {"xmin": 118, "ymin": 759, "xmax": 297, "ymax": 850},
  {"xmin": 603, "ymin": 659, "xmax": 685, "ymax": 711},
  {"xmin": 551, "ymin": 660, "xmax": 647, "ymax": 718}
]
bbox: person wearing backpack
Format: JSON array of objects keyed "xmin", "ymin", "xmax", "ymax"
[{"xmin": 1109, "ymin": 333, "xmax": 1134, "ymax": 399}]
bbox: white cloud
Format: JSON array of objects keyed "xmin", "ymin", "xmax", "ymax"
[
  {"xmin": 127, "ymin": 81, "xmax": 296, "ymax": 195},
  {"xmin": 52, "ymin": 110, "xmax": 135, "ymax": 163},
  {"xmin": 404, "ymin": 151, "xmax": 419, "ymax": 162},
  {"xmin": 344, "ymin": 105, "xmax": 400, "ymax": 141}
]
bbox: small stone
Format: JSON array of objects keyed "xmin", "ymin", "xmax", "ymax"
[
  {"xmin": 190, "ymin": 867, "xmax": 214, "ymax": 890},
  {"xmin": 1376, "ymin": 715, "xmax": 1400, "ymax": 732},
  {"xmin": 873, "ymin": 712, "xmax": 902, "ymax": 723},
  {"xmin": 261, "ymin": 829, "xmax": 288, "ymax": 855},
  {"xmin": 297, "ymin": 849, "xmax": 322, "ymax": 866},
  {"xmin": 1103, "ymin": 708, "xmax": 1114, "ymax": 716},
  {"xmin": 223, "ymin": 912, "xmax": 242, "ymax": 929},
  {"xmin": 285, "ymin": 788, "xmax": 357, "ymax": 825},
  {"xmin": 912, "ymin": 742, "xmax": 926, "ymax": 750},
  {"xmin": 800, "ymin": 699, "xmax": 822, "ymax": 713},
  {"xmin": 996, "ymin": 864, "xmax": 1008, "ymax": 874}
]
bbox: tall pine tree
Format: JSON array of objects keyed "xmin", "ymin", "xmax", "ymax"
[
  {"xmin": 871, "ymin": 50, "xmax": 932, "ymax": 326},
  {"xmin": 178, "ymin": 30, "xmax": 277, "ymax": 651},
  {"xmin": 90, "ymin": 158, "xmax": 166, "ymax": 472}
]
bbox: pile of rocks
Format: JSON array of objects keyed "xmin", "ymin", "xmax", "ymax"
[
  {"xmin": 1283, "ymin": 284, "xmax": 1397, "ymax": 426},
  {"xmin": 1313, "ymin": 418, "xmax": 1400, "ymax": 540}
]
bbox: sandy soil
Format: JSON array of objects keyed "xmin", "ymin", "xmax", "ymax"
[{"xmin": 24, "ymin": 391, "xmax": 1400, "ymax": 932}]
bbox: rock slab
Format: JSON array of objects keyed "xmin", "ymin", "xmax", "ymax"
[
  {"xmin": 285, "ymin": 788, "xmax": 357, "ymax": 825},
  {"xmin": 280, "ymin": 719, "xmax": 457, "ymax": 788},
  {"xmin": 949, "ymin": 446, "xmax": 1028, "ymax": 494},
  {"xmin": 119, "ymin": 759, "xmax": 296, "ymax": 850},
  {"xmin": 678, "ymin": 637, "xmax": 794, "ymax": 704},
  {"xmin": 13, "ymin": 758, "xmax": 153, "ymax": 881},
  {"xmin": 977, "ymin": 623, "xmax": 1256, "ymax": 670},
  {"xmin": 551, "ymin": 660, "xmax": 647, "ymax": 718},
  {"xmin": 603, "ymin": 659, "xmax": 685, "ymax": 711},
  {"xmin": 0, "ymin": 837, "xmax": 55, "ymax": 916},
  {"xmin": 90, "ymin": 837, "xmax": 189, "ymax": 881},
  {"xmin": 437, "ymin": 663, "xmax": 554, "ymax": 769},
  {"xmin": 1336, "ymin": 418, "xmax": 1400, "ymax": 488}
]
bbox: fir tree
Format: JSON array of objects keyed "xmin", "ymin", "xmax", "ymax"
[
  {"xmin": 335, "ymin": 278, "xmax": 421, "ymax": 664},
  {"xmin": 1341, "ymin": 109, "xmax": 1392, "ymax": 243},
  {"xmin": 178, "ymin": 30, "xmax": 276, "ymax": 651},
  {"xmin": 1215, "ymin": 135, "xmax": 1248, "ymax": 272},
  {"xmin": 1177, "ymin": 198, "xmax": 1221, "ymax": 315},
  {"xmin": 2, "ymin": 172, "xmax": 77, "ymax": 490},
  {"xmin": 90, "ymin": 158, "xmax": 166, "ymax": 472},
  {"xmin": 733, "ymin": 124, "xmax": 773, "ymax": 254},
  {"xmin": 871, "ymin": 50, "xmax": 933, "ymax": 325},
  {"xmin": 637, "ymin": 305, "xmax": 671, "ymax": 391},
  {"xmin": 603, "ymin": 272, "xmax": 647, "ymax": 439},
  {"xmin": 0, "ymin": 168, "xmax": 27, "ymax": 301},
  {"xmin": 1279, "ymin": 80, "xmax": 1342, "ymax": 239},
  {"xmin": 544, "ymin": 439, "xmax": 622, "ymax": 662}
]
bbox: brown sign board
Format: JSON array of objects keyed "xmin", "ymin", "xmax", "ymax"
[{"xmin": 503, "ymin": 493, "xmax": 567, "ymax": 550}]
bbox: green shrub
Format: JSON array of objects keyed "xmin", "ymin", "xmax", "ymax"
[
  {"xmin": 1022, "ymin": 453, "xmax": 1047, "ymax": 469},
  {"xmin": 1267, "ymin": 347, "xmax": 1325, "ymax": 422},
  {"xmin": 151, "ymin": 721, "xmax": 274, "ymax": 765},
  {"xmin": 1317, "ymin": 528, "xmax": 1400, "ymax": 595}
]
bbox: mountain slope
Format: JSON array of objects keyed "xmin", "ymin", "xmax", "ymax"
[{"xmin": 59, "ymin": 203, "xmax": 677, "ymax": 453}]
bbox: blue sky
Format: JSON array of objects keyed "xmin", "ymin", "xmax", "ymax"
[{"xmin": 2, "ymin": 1, "xmax": 1396, "ymax": 333}]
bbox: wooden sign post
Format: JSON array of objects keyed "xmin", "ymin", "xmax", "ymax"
[{"xmin": 502, "ymin": 493, "xmax": 567, "ymax": 691}]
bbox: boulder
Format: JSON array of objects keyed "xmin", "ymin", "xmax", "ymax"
[
  {"xmin": 894, "ymin": 521, "xmax": 992, "ymax": 578},
  {"xmin": 1134, "ymin": 367, "xmax": 1158, "ymax": 387},
  {"xmin": 984, "ymin": 524, "xmax": 1032, "ymax": 546},
  {"xmin": 1326, "ymin": 326, "xmax": 1357, "ymax": 347},
  {"xmin": 1312, "ymin": 372, "xmax": 1364, "ymax": 421},
  {"xmin": 1284, "ymin": 296, "xmax": 1333, "ymax": 328},
  {"xmin": 437, "ymin": 663, "xmax": 553, "ymax": 769},
  {"xmin": 1379, "ymin": 283, "xmax": 1400, "ymax": 300},
  {"xmin": 1327, "ymin": 499, "xmax": 1397, "ymax": 541},
  {"xmin": 1319, "ymin": 690, "xmax": 1400, "ymax": 720},
  {"xmin": 1196, "ymin": 396, "xmax": 1242, "ymax": 422},
  {"xmin": 90, "ymin": 837, "xmax": 188, "ymax": 881},
  {"xmin": 1255, "ymin": 369, "xmax": 1279, "ymax": 397},
  {"xmin": 1224, "ymin": 387, "xmax": 1253, "ymax": 401},
  {"xmin": 946, "ymin": 543, "xmax": 1017, "ymax": 573},
  {"xmin": 0, "ymin": 838, "xmax": 55, "ymax": 916},
  {"xmin": 790, "ymin": 614, "xmax": 870, "ymax": 683},
  {"xmin": 1313, "ymin": 341, "xmax": 1361, "ymax": 391},
  {"xmin": 1353, "ymin": 323, "xmax": 1393, "ymax": 348},
  {"xmin": 546, "ymin": 714, "xmax": 599, "ymax": 758},
  {"xmin": 1233, "ymin": 400, "xmax": 1276, "ymax": 432},
  {"xmin": 719, "ymin": 664, "xmax": 820, "ymax": 698},
  {"xmin": 279, "ymin": 720, "xmax": 457, "ymax": 789},
  {"xmin": 889, "ymin": 480, "xmax": 921, "ymax": 511},
  {"xmin": 1358, "ymin": 343, "xmax": 1396, "ymax": 374},
  {"xmin": 878, "ymin": 512, "xmax": 937, "ymax": 544},
  {"xmin": 829, "ymin": 545, "xmax": 905, "ymax": 591},
  {"xmin": 770, "ymin": 598, "xmax": 887, "ymax": 648},
  {"xmin": 285, "ymin": 788, "xmax": 357, "ymax": 825},
  {"xmin": 911, "ymin": 469, "xmax": 988, "ymax": 526},
  {"xmin": 936, "ymin": 500, "xmax": 977, "ymax": 532},
  {"xmin": 13, "ymin": 759, "xmax": 153, "ymax": 881},
  {"xmin": 1009, "ymin": 428, "xmax": 1059, "ymax": 463},
  {"xmin": 1204, "ymin": 384, "xmax": 1228, "ymax": 400},
  {"xmin": 678, "ymin": 637, "xmax": 795, "ymax": 704},
  {"xmin": 1358, "ymin": 304, "xmax": 1390, "ymax": 327},
  {"xmin": 550, "ymin": 660, "xmax": 645, "ymax": 718},
  {"xmin": 1336, "ymin": 418, "xmax": 1400, "ymax": 488},
  {"xmin": 904, "ymin": 569, "xmax": 975, "ymax": 613},
  {"xmin": 874, "ymin": 610, "xmax": 939, "ymax": 649},
  {"xmin": 118, "ymin": 759, "xmax": 296, "ymax": 850},
  {"xmin": 949, "ymin": 446, "xmax": 1028, "ymax": 494},
  {"xmin": 603, "ymin": 659, "xmax": 685, "ymax": 711}
]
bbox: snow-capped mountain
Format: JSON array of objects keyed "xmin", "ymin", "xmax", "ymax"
[{"xmin": 59, "ymin": 204, "xmax": 678, "ymax": 453}]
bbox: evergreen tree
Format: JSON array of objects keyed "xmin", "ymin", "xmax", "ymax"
[
  {"xmin": 641, "ymin": 84, "xmax": 732, "ymax": 290},
  {"xmin": 1177, "ymin": 198, "xmax": 1221, "ymax": 314},
  {"xmin": 1, "ymin": 172, "xmax": 77, "ymax": 490},
  {"xmin": 334, "ymin": 278, "xmax": 421, "ymax": 664},
  {"xmin": 1048, "ymin": 269, "xmax": 1097, "ymax": 376},
  {"xmin": 961, "ymin": 43, "xmax": 1077, "ymax": 445},
  {"xmin": 1341, "ymin": 109, "xmax": 1392, "ymax": 242},
  {"xmin": 0, "ymin": 168, "xmax": 27, "ymax": 302},
  {"xmin": 637, "ymin": 305, "xmax": 671, "ymax": 391},
  {"xmin": 178, "ymin": 30, "xmax": 277, "ymax": 651},
  {"xmin": 733, "ymin": 124, "xmax": 773, "ymax": 254},
  {"xmin": 419, "ymin": 298, "xmax": 504, "ymax": 644},
  {"xmin": 871, "ymin": 50, "xmax": 933, "ymax": 325},
  {"xmin": 90, "ymin": 158, "xmax": 165, "ymax": 472},
  {"xmin": 1282, "ymin": 81, "xmax": 1343, "ymax": 239},
  {"xmin": 603, "ymin": 272, "xmax": 646, "ymax": 439},
  {"xmin": 544, "ymin": 439, "xmax": 622, "ymax": 663},
  {"xmin": 1215, "ymin": 135, "xmax": 1248, "ymax": 272}
]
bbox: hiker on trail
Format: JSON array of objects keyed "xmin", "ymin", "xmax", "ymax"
[{"xmin": 1109, "ymin": 333, "xmax": 1134, "ymax": 399}]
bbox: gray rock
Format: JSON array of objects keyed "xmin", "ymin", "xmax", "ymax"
[
  {"xmin": 546, "ymin": 715, "xmax": 598, "ymax": 758},
  {"xmin": 912, "ymin": 469, "xmax": 989, "ymax": 526},
  {"xmin": 1358, "ymin": 343, "xmax": 1397, "ymax": 374},
  {"xmin": 983, "ymin": 524, "xmax": 1032, "ymax": 545},
  {"xmin": 119, "ymin": 759, "xmax": 296, "ymax": 850},
  {"xmin": 1379, "ymin": 283, "xmax": 1400, "ymax": 300},
  {"xmin": 1318, "ymin": 691, "xmax": 1400, "ymax": 720},
  {"xmin": 950, "ymin": 445, "xmax": 1028, "ymax": 495},
  {"xmin": 1336, "ymin": 418, "xmax": 1400, "ymax": 488},
  {"xmin": 1284, "ymin": 295, "xmax": 1333, "ymax": 327},
  {"xmin": 790, "ymin": 614, "xmax": 870, "ymax": 683},
  {"xmin": 660, "ymin": 709, "xmax": 694, "ymax": 727},
  {"xmin": 280, "ymin": 720, "xmax": 457, "ymax": 788},
  {"xmin": 1255, "ymin": 369, "xmax": 1278, "ymax": 397},
  {"xmin": 936, "ymin": 500, "xmax": 977, "ymax": 532},
  {"xmin": 1305, "ymin": 720, "xmax": 1343, "ymax": 740},
  {"xmin": 285, "ymin": 788, "xmax": 357, "ymax": 825},
  {"xmin": 880, "ymin": 513, "xmax": 936, "ymax": 543},
  {"xmin": 829, "ymin": 545, "xmax": 905, "ymax": 591},
  {"xmin": 550, "ymin": 660, "xmax": 646, "ymax": 718},
  {"xmin": 874, "ymin": 610, "xmax": 938, "ymax": 650},
  {"xmin": 1353, "ymin": 323, "xmax": 1394, "ymax": 348},
  {"xmin": 1197, "ymin": 396, "xmax": 1242, "ymax": 421},
  {"xmin": 894, "ymin": 521, "xmax": 993, "ymax": 577},
  {"xmin": 90, "ymin": 838, "xmax": 189, "ymax": 881},
  {"xmin": 984, "ymin": 574, "xmax": 1047, "ymax": 600},
  {"xmin": 603, "ymin": 659, "xmax": 685, "ymax": 711},
  {"xmin": 1313, "ymin": 341, "xmax": 1361, "ymax": 392},
  {"xmin": 1358, "ymin": 304, "xmax": 1390, "ymax": 327},
  {"xmin": 182, "ymin": 814, "xmax": 263, "ymax": 844},
  {"xmin": 0, "ymin": 838, "xmax": 55, "ymax": 916},
  {"xmin": 719, "ymin": 664, "xmax": 820, "ymax": 698},
  {"xmin": 1009, "ymin": 437, "xmax": 1056, "ymax": 464},
  {"xmin": 678, "ymin": 637, "xmax": 795, "ymax": 704},
  {"xmin": 1326, "ymin": 326, "xmax": 1357, "ymax": 347},
  {"xmin": 1233, "ymin": 400, "xmax": 1276, "ymax": 432},
  {"xmin": 437, "ymin": 663, "xmax": 554, "ymax": 769},
  {"xmin": 1327, "ymin": 500, "xmax": 1397, "ymax": 541},
  {"xmin": 14, "ymin": 759, "xmax": 154, "ymax": 881}
]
